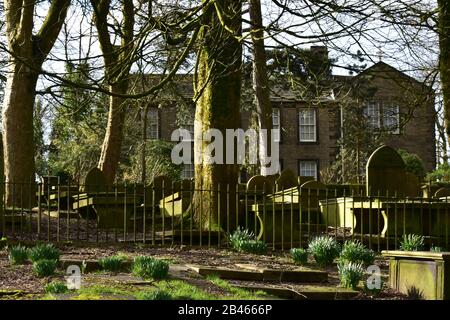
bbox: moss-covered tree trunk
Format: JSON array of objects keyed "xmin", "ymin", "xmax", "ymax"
[
  {"xmin": 438, "ymin": 0, "xmax": 450, "ymax": 157},
  {"xmin": 98, "ymin": 82, "xmax": 129, "ymax": 183},
  {"xmin": 2, "ymin": 0, "xmax": 70, "ymax": 206},
  {"xmin": 193, "ymin": 0, "xmax": 242, "ymax": 230},
  {"xmin": 249, "ymin": 0, "xmax": 273, "ymax": 176},
  {"xmin": 93, "ymin": 0, "xmax": 134, "ymax": 184}
]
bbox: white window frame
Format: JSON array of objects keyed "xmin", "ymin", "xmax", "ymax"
[
  {"xmin": 363, "ymin": 102, "xmax": 381, "ymax": 129},
  {"xmin": 272, "ymin": 108, "xmax": 281, "ymax": 142},
  {"xmin": 181, "ymin": 163, "xmax": 195, "ymax": 179},
  {"xmin": 299, "ymin": 109, "xmax": 317, "ymax": 142},
  {"xmin": 299, "ymin": 161, "xmax": 318, "ymax": 180},
  {"xmin": 148, "ymin": 108, "xmax": 159, "ymax": 140},
  {"xmin": 382, "ymin": 103, "xmax": 400, "ymax": 134}
]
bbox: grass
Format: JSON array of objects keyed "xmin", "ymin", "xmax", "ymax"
[
  {"xmin": 308, "ymin": 236, "xmax": 341, "ymax": 266},
  {"xmin": 290, "ymin": 248, "xmax": 308, "ymax": 265},
  {"xmin": 132, "ymin": 256, "xmax": 169, "ymax": 280},
  {"xmin": 8, "ymin": 245, "xmax": 29, "ymax": 265},
  {"xmin": 28, "ymin": 243, "xmax": 60, "ymax": 262},
  {"xmin": 33, "ymin": 259, "xmax": 57, "ymax": 277},
  {"xmin": 228, "ymin": 228, "xmax": 268, "ymax": 254},
  {"xmin": 207, "ymin": 276, "xmax": 268, "ymax": 300},
  {"xmin": 338, "ymin": 262, "xmax": 365, "ymax": 289},
  {"xmin": 98, "ymin": 255, "xmax": 128, "ymax": 272},
  {"xmin": 45, "ymin": 281, "xmax": 69, "ymax": 294},
  {"xmin": 400, "ymin": 234, "xmax": 425, "ymax": 251},
  {"xmin": 339, "ymin": 241, "xmax": 375, "ymax": 265}
]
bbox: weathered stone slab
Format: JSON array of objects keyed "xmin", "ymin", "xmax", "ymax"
[
  {"xmin": 186, "ymin": 264, "xmax": 264, "ymax": 281},
  {"xmin": 235, "ymin": 264, "xmax": 328, "ymax": 282},
  {"xmin": 82, "ymin": 168, "xmax": 107, "ymax": 193},
  {"xmin": 382, "ymin": 250, "xmax": 450, "ymax": 300},
  {"xmin": 236, "ymin": 284, "xmax": 359, "ymax": 300},
  {"xmin": 366, "ymin": 145, "xmax": 406, "ymax": 196},
  {"xmin": 275, "ymin": 169, "xmax": 298, "ymax": 191}
]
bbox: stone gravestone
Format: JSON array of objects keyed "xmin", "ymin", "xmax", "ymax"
[
  {"xmin": 434, "ymin": 187, "xmax": 450, "ymax": 198},
  {"xmin": 265, "ymin": 174, "xmax": 279, "ymax": 194},
  {"xmin": 404, "ymin": 172, "xmax": 421, "ymax": 197},
  {"xmin": 246, "ymin": 175, "xmax": 268, "ymax": 193},
  {"xmin": 151, "ymin": 175, "xmax": 173, "ymax": 204},
  {"xmin": 298, "ymin": 176, "xmax": 315, "ymax": 185},
  {"xmin": 366, "ymin": 145, "xmax": 406, "ymax": 197},
  {"xmin": 275, "ymin": 169, "xmax": 298, "ymax": 192},
  {"xmin": 81, "ymin": 167, "xmax": 107, "ymax": 193}
]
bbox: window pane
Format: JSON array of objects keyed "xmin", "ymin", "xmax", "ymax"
[
  {"xmin": 383, "ymin": 104, "xmax": 400, "ymax": 134},
  {"xmin": 272, "ymin": 108, "xmax": 280, "ymax": 142},
  {"xmin": 299, "ymin": 161, "xmax": 317, "ymax": 179},
  {"xmin": 148, "ymin": 109, "xmax": 159, "ymax": 139},
  {"xmin": 181, "ymin": 164, "xmax": 195, "ymax": 179},
  {"xmin": 299, "ymin": 109, "xmax": 317, "ymax": 142},
  {"xmin": 363, "ymin": 102, "xmax": 380, "ymax": 128}
]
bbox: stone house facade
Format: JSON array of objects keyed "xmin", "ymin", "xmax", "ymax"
[{"xmin": 142, "ymin": 52, "xmax": 436, "ymax": 181}]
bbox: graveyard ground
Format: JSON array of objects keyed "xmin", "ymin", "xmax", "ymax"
[{"xmin": 0, "ymin": 244, "xmax": 408, "ymax": 300}]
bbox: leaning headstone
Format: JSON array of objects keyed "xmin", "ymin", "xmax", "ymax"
[
  {"xmin": 265, "ymin": 174, "xmax": 279, "ymax": 193},
  {"xmin": 300, "ymin": 180, "xmax": 327, "ymax": 191},
  {"xmin": 81, "ymin": 168, "xmax": 107, "ymax": 193},
  {"xmin": 366, "ymin": 145, "xmax": 406, "ymax": 196},
  {"xmin": 151, "ymin": 175, "xmax": 173, "ymax": 203},
  {"xmin": 434, "ymin": 187, "xmax": 450, "ymax": 198},
  {"xmin": 298, "ymin": 176, "xmax": 315, "ymax": 185},
  {"xmin": 404, "ymin": 172, "xmax": 420, "ymax": 197},
  {"xmin": 246, "ymin": 175, "xmax": 267, "ymax": 193},
  {"xmin": 275, "ymin": 169, "xmax": 298, "ymax": 191}
]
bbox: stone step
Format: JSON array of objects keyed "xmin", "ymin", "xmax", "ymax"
[
  {"xmin": 186, "ymin": 264, "xmax": 328, "ymax": 283},
  {"xmin": 236, "ymin": 284, "xmax": 359, "ymax": 300}
]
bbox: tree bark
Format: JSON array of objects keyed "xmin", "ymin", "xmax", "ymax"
[
  {"xmin": 2, "ymin": 0, "xmax": 70, "ymax": 206},
  {"xmin": 193, "ymin": 0, "xmax": 242, "ymax": 230},
  {"xmin": 97, "ymin": 83, "xmax": 129, "ymax": 184},
  {"xmin": 438, "ymin": 0, "xmax": 450, "ymax": 161},
  {"xmin": 93, "ymin": 0, "xmax": 134, "ymax": 184},
  {"xmin": 249, "ymin": 0, "xmax": 274, "ymax": 176}
]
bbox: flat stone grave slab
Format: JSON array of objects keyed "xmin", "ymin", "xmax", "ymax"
[
  {"xmin": 186, "ymin": 264, "xmax": 328, "ymax": 283},
  {"xmin": 236, "ymin": 283, "xmax": 359, "ymax": 300},
  {"xmin": 235, "ymin": 264, "xmax": 328, "ymax": 282},
  {"xmin": 186, "ymin": 264, "xmax": 264, "ymax": 281}
]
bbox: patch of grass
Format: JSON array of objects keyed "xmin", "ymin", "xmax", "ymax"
[
  {"xmin": 98, "ymin": 255, "xmax": 127, "ymax": 272},
  {"xmin": 290, "ymin": 248, "xmax": 308, "ymax": 265},
  {"xmin": 339, "ymin": 241, "xmax": 375, "ymax": 265},
  {"xmin": 132, "ymin": 256, "xmax": 169, "ymax": 280},
  {"xmin": 338, "ymin": 262, "xmax": 365, "ymax": 289},
  {"xmin": 430, "ymin": 246, "xmax": 445, "ymax": 252},
  {"xmin": 28, "ymin": 243, "xmax": 60, "ymax": 262},
  {"xmin": 8, "ymin": 245, "xmax": 29, "ymax": 265},
  {"xmin": 400, "ymin": 234, "xmax": 425, "ymax": 251},
  {"xmin": 155, "ymin": 280, "xmax": 214, "ymax": 300},
  {"xmin": 45, "ymin": 281, "xmax": 69, "ymax": 294},
  {"xmin": 137, "ymin": 290, "xmax": 172, "ymax": 300},
  {"xmin": 33, "ymin": 259, "xmax": 57, "ymax": 277},
  {"xmin": 228, "ymin": 228, "xmax": 267, "ymax": 254},
  {"xmin": 308, "ymin": 236, "xmax": 341, "ymax": 266},
  {"xmin": 207, "ymin": 276, "xmax": 268, "ymax": 300}
]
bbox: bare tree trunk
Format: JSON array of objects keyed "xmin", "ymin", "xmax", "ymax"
[
  {"xmin": 2, "ymin": 68, "xmax": 38, "ymax": 204},
  {"xmin": 2, "ymin": 0, "xmax": 70, "ymax": 206},
  {"xmin": 249, "ymin": 0, "xmax": 273, "ymax": 176},
  {"xmin": 98, "ymin": 83, "xmax": 128, "ymax": 184},
  {"xmin": 193, "ymin": 0, "xmax": 242, "ymax": 230},
  {"xmin": 438, "ymin": 0, "xmax": 450, "ymax": 158},
  {"xmin": 92, "ymin": 0, "xmax": 134, "ymax": 183}
]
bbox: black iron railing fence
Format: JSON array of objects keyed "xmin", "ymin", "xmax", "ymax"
[{"xmin": 1, "ymin": 181, "xmax": 449, "ymax": 252}]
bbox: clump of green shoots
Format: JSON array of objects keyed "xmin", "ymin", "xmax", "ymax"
[{"xmin": 400, "ymin": 234, "xmax": 425, "ymax": 251}]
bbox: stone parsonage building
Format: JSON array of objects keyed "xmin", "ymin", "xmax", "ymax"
[{"xmin": 142, "ymin": 47, "xmax": 436, "ymax": 181}]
